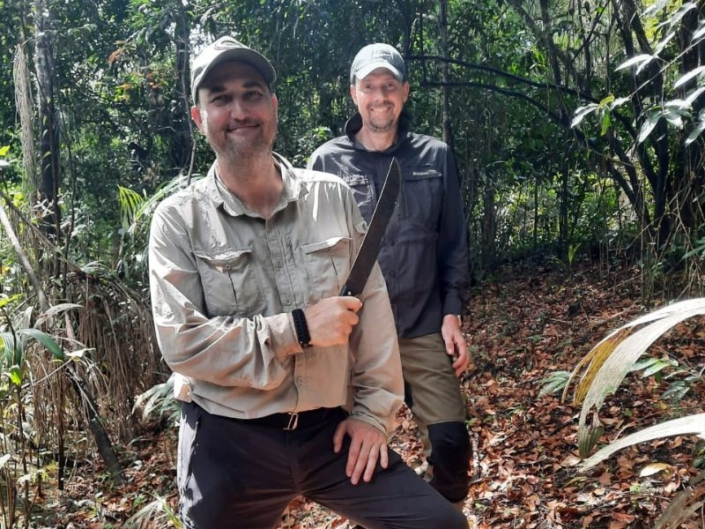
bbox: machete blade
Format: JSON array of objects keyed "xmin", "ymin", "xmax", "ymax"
[{"xmin": 340, "ymin": 157, "xmax": 402, "ymax": 297}]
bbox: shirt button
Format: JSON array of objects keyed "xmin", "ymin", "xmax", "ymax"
[
  {"xmin": 276, "ymin": 261, "xmax": 283, "ymax": 268},
  {"xmin": 296, "ymin": 377, "xmax": 304, "ymax": 385}
]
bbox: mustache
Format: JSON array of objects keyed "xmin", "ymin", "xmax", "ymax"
[{"xmin": 227, "ymin": 119, "xmax": 259, "ymax": 129}]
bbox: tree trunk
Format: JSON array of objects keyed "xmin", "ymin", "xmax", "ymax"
[
  {"xmin": 34, "ymin": 0, "xmax": 60, "ymax": 241},
  {"xmin": 171, "ymin": 1, "xmax": 193, "ymax": 173},
  {"xmin": 439, "ymin": 0, "xmax": 453, "ymax": 149}
]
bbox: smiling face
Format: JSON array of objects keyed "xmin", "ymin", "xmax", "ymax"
[
  {"xmin": 351, "ymin": 68, "xmax": 409, "ymax": 134},
  {"xmin": 191, "ymin": 61, "xmax": 278, "ymax": 163}
]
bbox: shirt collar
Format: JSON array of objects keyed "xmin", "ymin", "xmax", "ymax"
[{"xmin": 202, "ymin": 152, "xmax": 305, "ymax": 218}]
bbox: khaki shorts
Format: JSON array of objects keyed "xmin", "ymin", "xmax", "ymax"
[{"xmin": 399, "ymin": 333, "xmax": 467, "ymax": 426}]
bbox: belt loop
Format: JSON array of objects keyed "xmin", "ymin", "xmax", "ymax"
[{"xmin": 284, "ymin": 412, "xmax": 299, "ymax": 430}]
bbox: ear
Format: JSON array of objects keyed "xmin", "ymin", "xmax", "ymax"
[
  {"xmin": 349, "ymin": 84, "xmax": 358, "ymax": 106},
  {"xmin": 191, "ymin": 106, "xmax": 204, "ymax": 132},
  {"xmin": 402, "ymin": 82, "xmax": 410, "ymax": 103},
  {"xmin": 271, "ymin": 92, "xmax": 279, "ymax": 112}
]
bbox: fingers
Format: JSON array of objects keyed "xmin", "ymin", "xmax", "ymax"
[
  {"xmin": 452, "ymin": 349, "xmax": 470, "ymax": 377},
  {"xmin": 333, "ymin": 420, "xmax": 347, "ymax": 454},
  {"xmin": 339, "ymin": 296, "xmax": 363, "ymax": 313},
  {"xmin": 305, "ymin": 296, "xmax": 364, "ymax": 347},
  {"xmin": 346, "ymin": 437, "xmax": 363, "ymax": 484},
  {"xmin": 338, "ymin": 419, "xmax": 387, "ymax": 485},
  {"xmin": 347, "ymin": 437, "xmax": 386, "ymax": 484}
]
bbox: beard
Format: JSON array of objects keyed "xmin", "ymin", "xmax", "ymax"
[
  {"xmin": 200, "ymin": 109, "xmax": 278, "ymax": 164},
  {"xmin": 368, "ymin": 116, "xmax": 396, "ymax": 133},
  {"xmin": 365, "ymin": 105, "xmax": 398, "ymax": 133}
]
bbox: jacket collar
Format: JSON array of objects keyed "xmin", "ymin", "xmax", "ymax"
[{"xmin": 344, "ymin": 110, "xmax": 412, "ymax": 154}]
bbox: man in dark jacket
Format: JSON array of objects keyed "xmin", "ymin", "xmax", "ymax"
[{"xmin": 308, "ymin": 43, "xmax": 472, "ymax": 510}]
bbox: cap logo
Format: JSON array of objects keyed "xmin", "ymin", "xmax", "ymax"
[{"xmin": 214, "ymin": 40, "xmax": 235, "ymax": 50}]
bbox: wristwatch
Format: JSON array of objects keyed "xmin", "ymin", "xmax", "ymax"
[{"xmin": 455, "ymin": 314, "xmax": 462, "ymax": 326}]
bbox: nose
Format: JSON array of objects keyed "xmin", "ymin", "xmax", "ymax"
[{"xmin": 229, "ymin": 97, "xmax": 248, "ymax": 120}]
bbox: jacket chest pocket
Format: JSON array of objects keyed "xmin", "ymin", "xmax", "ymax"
[
  {"xmin": 194, "ymin": 248, "xmax": 266, "ymax": 318},
  {"xmin": 402, "ymin": 169, "xmax": 443, "ymax": 228},
  {"xmin": 341, "ymin": 173, "xmax": 375, "ymax": 223},
  {"xmin": 301, "ymin": 236, "xmax": 351, "ymax": 301}
]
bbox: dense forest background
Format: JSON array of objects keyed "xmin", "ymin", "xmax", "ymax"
[{"xmin": 2, "ymin": 0, "xmax": 705, "ymax": 527}]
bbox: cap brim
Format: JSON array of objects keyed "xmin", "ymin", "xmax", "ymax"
[
  {"xmin": 193, "ymin": 48, "xmax": 276, "ymax": 103},
  {"xmin": 352, "ymin": 61, "xmax": 403, "ymax": 83}
]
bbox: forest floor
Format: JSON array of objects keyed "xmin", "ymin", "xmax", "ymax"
[{"xmin": 31, "ymin": 257, "xmax": 705, "ymax": 528}]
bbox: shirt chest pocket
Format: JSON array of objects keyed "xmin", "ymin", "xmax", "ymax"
[
  {"xmin": 341, "ymin": 173, "xmax": 375, "ymax": 223},
  {"xmin": 301, "ymin": 236, "xmax": 352, "ymax": 302},
  {"xmin": 402, "ymin": 168, "xmax": 443, "ymax": 228},
  {"xmin": 194, "ymin": 248, "xmax": 266, "ymax": 318}
]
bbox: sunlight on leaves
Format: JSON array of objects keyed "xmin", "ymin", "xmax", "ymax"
[
  {"xmin": 580, "ymin": 414, "xmax": 705, "ymax": 471},
  {"xmin": 615, "ymin": 54, "xmax": 654, "ymax": 72}
]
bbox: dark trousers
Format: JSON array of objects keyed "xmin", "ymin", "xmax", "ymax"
[{"xmin": 178, "ymin": 402, "xmax": 467, "ymax": 529}]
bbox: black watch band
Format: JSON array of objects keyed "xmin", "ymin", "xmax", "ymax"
[{"xmin": 292, "ymin": 308, "xmax": 311, "ymax": 348}]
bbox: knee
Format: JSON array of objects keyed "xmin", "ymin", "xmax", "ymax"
[{"xmin": 428, "ymin": 422, "xmax": 470, "ymax": 462}]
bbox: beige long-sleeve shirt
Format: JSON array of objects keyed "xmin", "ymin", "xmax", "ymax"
[{"xmin": 148, "ymin": 154, "xmax": 403, "ymax": 435}]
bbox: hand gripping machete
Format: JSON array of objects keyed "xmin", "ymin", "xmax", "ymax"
[{"xmin": 339, "ymin": 157, "xmax": 402, "ymax": 297}]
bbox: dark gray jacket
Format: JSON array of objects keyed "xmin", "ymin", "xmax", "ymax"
[{"xmin": 308, "ymin": 112, "xmax": 469, "ymax": 339}]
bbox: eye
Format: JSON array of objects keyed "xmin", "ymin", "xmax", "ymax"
[
  {"xmin": 244, "ymin": 90, "xmax": 264, "ymax": 102},
  {"xmin": 212, "ymin": 94, "xmax": 230, "ymax": 105}
]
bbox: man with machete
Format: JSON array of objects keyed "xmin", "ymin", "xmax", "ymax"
[
  {"xmin": 308, "ymin": 43, "xmax": 472, "ymax": 511},
  {"xmin": 148, "ymin": 36, "xmax": 467, "ymax": 529}
]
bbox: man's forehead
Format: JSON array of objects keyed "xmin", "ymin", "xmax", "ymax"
[{"xmin": 358, "ymin": 68, "xmax": 402, "ymax": 82}]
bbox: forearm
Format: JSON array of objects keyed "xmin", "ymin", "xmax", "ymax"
[{"xmin": 154, "ymin": 306, "xmax": 300, "ymax": 389}]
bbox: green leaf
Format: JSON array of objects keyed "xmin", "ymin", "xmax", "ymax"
[
  {"xmin": 0, "ymin": 145, "xmax": 9, "ymax": 156},
  {"xmin": 660, "ymin": 3, "xmax": 697, "ymax": 33},
  {"xmin": 577, "ymin": 299, "xmax": 705, "ymax": 457},
  {"xmin": 639, "ymin": 358, "xmax": 676, "ymax": 378},
  {"xmin": 18, "ymin": 329, "xmax": 65, "ymax": 361},
  {"xmin": 539, "ymin": 370, "xmax": 571, "ymax": 397},
  {"xmin": 571, "ymin": 104, "xmax": 598, "ymax": 128},
  {"xmin": 9, "ymin": 365, "xmax": 22, "ymax": 386},
  {"xmin": 662, "ymin": 110, "xmax": 684, "ymax": 129},
  {"xmin": 0, "ymin": 332, "xmax": 21, "ymax": 366},
  {"xmin": 685, "ymin": 116, "xmax": 705, "ymax": 146},
  {"xmin": 34, "ymin": 303, "xmax": 82, "ymax": 328},
  {"xmin": 600, "ymin": 112, "xmax": 611, "ymax": 136},
  {"xmin": 673, "ymin": 66, "xmax": 705, "ymax": 89},
  {"xmin": 638, "ymin": 112, "xmax": 661, "ymax": 143},
  {"xmin": 610, "ymin": 97, "xmax": 631, "ymax": 109},
  {"xmin": 643, "ymin": 0, "xmax": 669, "ymax": 17},
  {"xmin": 616, "ymin": 54, "xmax": 654, "ymax": 72},
  {"xmin": 693, "ymin": 22, "xmax": 705, "ymax": 43}
]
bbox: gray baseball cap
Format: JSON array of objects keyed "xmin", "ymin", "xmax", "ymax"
[
  {"xmin": 191, "ymin": 36, "xmax": 276, "ymax": 104},
  {"xmin": 350, "ymin": 43, "xmax": 406, "ymax": 84}
]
